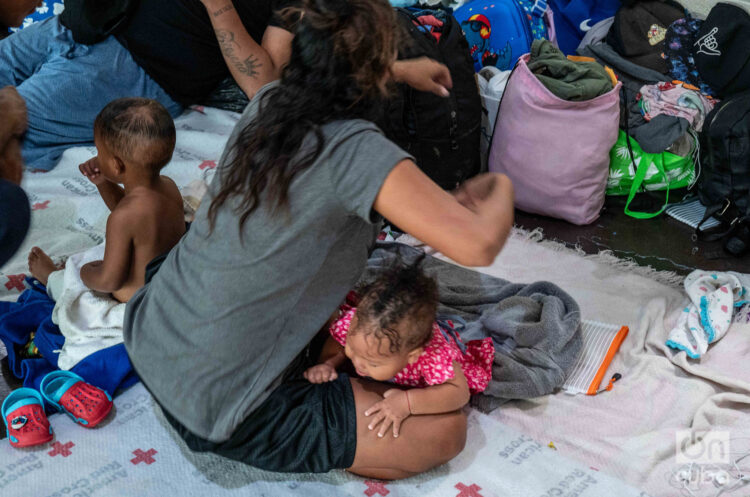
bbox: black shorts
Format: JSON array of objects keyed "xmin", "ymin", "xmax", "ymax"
[
  {"xmin": 161, "ymin": 373, "xmax": 357, "ymax": 473},
  {"xmin": 148, "ymin": 322, "xmax": 356, "ymax": 474},
  {"xmin": 143, "ymin": 256, "xmax": 357, "ymax": 473}
]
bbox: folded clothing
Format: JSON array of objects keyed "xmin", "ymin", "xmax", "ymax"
[
  {"xmin": 637, "ymin": 81, "xmax": 716, "ymax": 131},
  {"xmin": 580, "ymin": 42, "xmax": 690, "ymax": 153},
  {"xmin": 528, "ymin": 39, "xmax": 613, "ymax": 101},
  {"xmin": 47, "ymin": 243, "xmax": 126, "ymax": 370}
]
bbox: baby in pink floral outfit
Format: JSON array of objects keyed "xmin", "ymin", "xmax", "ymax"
[{"xmin": 304, "ymin": 256, "xmax": 494, "ymax": 438}]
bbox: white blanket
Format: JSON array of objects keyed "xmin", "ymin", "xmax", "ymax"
[{"xmin": 46, "ymin": 243, "xmax": 125, "ymax": 370}]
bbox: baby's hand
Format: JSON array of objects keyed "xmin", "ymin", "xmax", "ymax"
[
  {"xmin": 364, "ymin": 389, "xmax": 411, "ymax": 438},
  {"xmin": 79, "ymin": 158, "xmax": 107, "ymax": 185},
  {"xmin": 303, "ymin": 363, "xmax": 338, "ymax": 384}
]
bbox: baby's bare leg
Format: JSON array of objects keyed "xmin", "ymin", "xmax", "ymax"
[
  {"xmin": 347, "ymin": 378, "xmax": 467, "ymax": 480},
  {"xmin": 27, "ymin": 246, "xmax": 58, "ymax": 286}
]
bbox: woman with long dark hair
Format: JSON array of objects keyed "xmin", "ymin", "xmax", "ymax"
[{"xmin": 124, "ymin": 0, "xmax": 514, "ymax": 479}]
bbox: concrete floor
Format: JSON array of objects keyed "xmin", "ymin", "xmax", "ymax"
[{"xmin": 515, "ymin": 198, "xmax": 750, "ymax": 276}]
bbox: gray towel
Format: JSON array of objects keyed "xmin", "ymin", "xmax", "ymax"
[{"xmin": 362, "ymin": 243, "xmax": 582, "ymax": 412}]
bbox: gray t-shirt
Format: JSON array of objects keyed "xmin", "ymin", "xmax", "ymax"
[{"xmin": 123, "ymin": 84, "xmax": 411, "ymax": 442}]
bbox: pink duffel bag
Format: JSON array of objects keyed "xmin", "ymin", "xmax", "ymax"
[{"xmin": 489, "ymin": 54, "xmax": 621, "ymax": 225}]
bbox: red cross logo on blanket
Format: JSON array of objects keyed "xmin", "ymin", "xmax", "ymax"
[
  {"xmin": 131, "ymin": 448, "xmax": 158, "ymax": 465},
  {"xmin": 363, "ymin": 480, "xmax": 389, "ymax": 496},
  {"xmin": 199, "ymin": 160, "xmax": 216, "ymax": 171},
  {"xmin": 48, "ymin": 441, "xmax": 74, "ymax": 457},
  {"xmin": 5, "ymin": 274, "xmax": 25, "ymax": 291},
  {"xmin": 32, "ymin": 200, "xmax": 50, "ymax": 210},
  {"xmin": 455, "ymin": 483, "xmax": 483, "ymax": 497}
]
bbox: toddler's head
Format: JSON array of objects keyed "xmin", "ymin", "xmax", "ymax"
[
  {"xmin": 93, "ymin": 97, "xmax": 176, "ymax": 180},
  {"xmin": 346, "ymin": 255, "xmax": 438, "ymax": 381}
]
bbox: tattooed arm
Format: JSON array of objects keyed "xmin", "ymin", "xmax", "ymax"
[{"xmin": 200, "ymin": 0, "xmax": 293, "ymax": 98}]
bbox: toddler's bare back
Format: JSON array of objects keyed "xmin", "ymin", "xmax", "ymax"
[{"xmin": 110, "ymin": 176, "xmax": 185, "ymax": 302}]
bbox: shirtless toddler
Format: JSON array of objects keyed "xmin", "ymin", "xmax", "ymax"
[{"xmin": 28, "ymin": 97, "xmax": 186, "ymax": 303}]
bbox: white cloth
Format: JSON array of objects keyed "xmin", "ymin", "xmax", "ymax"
[
  {"xmin": 48, "ymin": 243, "xmax": 126, "ymax": 370},
  {"xmin": 666, "ymin": 270, "xmax": 749, "ymax": 358},
  {"xmin": 478, "ymin": 67, "xmax": 511, "ymax": 168}
]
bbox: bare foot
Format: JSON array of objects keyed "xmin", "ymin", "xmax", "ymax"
[{"xmin": 28, "ymin": 247, "xmax": 57, "ymax": 286}]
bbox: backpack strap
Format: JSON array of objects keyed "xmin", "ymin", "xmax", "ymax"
[{"xmin": 695, "ymin": 202, "xmax": 747, "ymax": 242}]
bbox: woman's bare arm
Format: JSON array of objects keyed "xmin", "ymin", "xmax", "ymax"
[
  {"xmin": 200, "ymin": 0, "xmax": 293, "ymax": 98},
  {"xmin": 374, "ymin": 161, "xmax": 514, "ymax": 267}
]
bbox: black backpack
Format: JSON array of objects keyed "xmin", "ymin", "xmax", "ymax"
[
  {"xmin": 696, "ymin": 90, "xmax": 750, "ymax": 256},
  {"xmin": 694, "ymin": 3, "xmax": 750, "ymax": 99},
  {"xmin": 379, "ymin": 7, "xmax": 482, "ymax": 190}
]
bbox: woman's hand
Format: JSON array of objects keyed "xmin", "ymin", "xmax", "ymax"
[
  {"xmin": 303, "ymin": 363, "xmax": 338, "ymax": 383},
  {"xmin": 451, "ymin": 173, "xmax": 503, "ymax": 213},
  {"xmin": 391, "ymin": 58, "xmax": 452, "ymax": 97},
  {"xmin": 364, "ymin": 389, "xmax": 411, "ymax": 438},
  {"xmin": 374, "ymin": 162, "xmax": 514, "ymax": 267}
]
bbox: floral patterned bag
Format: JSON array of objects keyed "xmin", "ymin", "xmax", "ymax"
[{"xmin": 606, "ymin": 130, "xmax": 696, "ymax": 219}]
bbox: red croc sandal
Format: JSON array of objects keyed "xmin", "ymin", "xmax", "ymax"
[
  {"xmin": 2, "ymin": 388, "xmax": 53, "ymax": 448},
  {"xmin": 40, "ymin": 371, "xmax": 113, "ymax": 428}
]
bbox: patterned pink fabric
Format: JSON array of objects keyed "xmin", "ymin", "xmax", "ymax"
[{"xmin": 330, "ymin": 304, "xmax": 494, "ymax": 394}]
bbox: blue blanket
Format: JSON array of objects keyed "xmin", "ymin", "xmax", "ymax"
[{"xmin": 0, "ymin": 278, "xmax": 137, "ymax": 398}]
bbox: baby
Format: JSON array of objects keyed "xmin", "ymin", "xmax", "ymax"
[
  {"xmin": 304, "ymin": 257, "xmax": 494, "ymax": 438},
  {"xmin": 28, "ymin": 97, "xmax": 186, "ymax": 303}
]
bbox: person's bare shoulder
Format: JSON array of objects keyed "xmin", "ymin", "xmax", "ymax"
[
  {"xmin": 158, "ymin": 175, "xmax": 184, "ymax": 208},
  {"xmin": 110, "ymin": 193, "xmax": 143, "ymax": 219},
  {"xmin": 114, "ymin": 177, "xmax": 183, "ymax": 229},
  {"xmin": 115, "ymin": 189, "xmax": 155, "ymax": 217}
]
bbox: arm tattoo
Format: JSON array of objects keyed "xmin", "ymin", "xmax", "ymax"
[
  {"xmin": 215, "ymin": 29, "xmax": 263, "ymax": 79},
  {"xmin": 212, "ymin": 4, "xmax": 235, "ymax": 17},
  {"xmin": 237, "ymin": 55, "xmax": 261, "ymax": 77}
]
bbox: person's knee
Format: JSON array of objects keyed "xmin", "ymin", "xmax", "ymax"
[
  {"xmin": 439, "ymin": 410, "xmax": 467, "ymax": 463},
  {"xmin": 407, "ymin": 410, "xmax": 467, "ymax": 474}
]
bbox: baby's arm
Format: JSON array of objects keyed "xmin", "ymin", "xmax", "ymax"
[
  {"xmin": 79, "ymin": 158, "xmax": 124, "ymax": 212},
  {"xmin": 405, "ymin": 361, "xmax": 471, "ymax": 415},
  {"xmin": 364, "ymin": 361, "xmax": 470, "ymax": 438},
  {"xmin": 303, "ymin": 336, "xmax": 347, "ymax": 384},
  {"xmin": 80, "ymin": 208, "xmax": 133, "ymax": 294}
]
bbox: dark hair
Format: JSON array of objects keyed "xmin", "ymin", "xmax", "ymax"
[
  {"xmin": 94, "ymin": 97, "xmax": 176, "ymax": 173},
  {"xmin": 354, "ymin": 254, "xmax": 439, "ymax": 354},
  {"xmin": 207, "ymin": 0, "xmax": 398, "ymax": 230}
]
